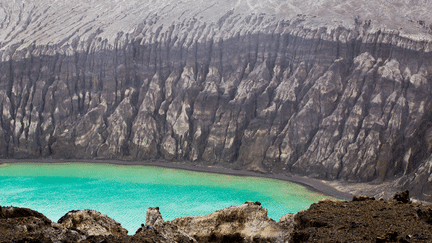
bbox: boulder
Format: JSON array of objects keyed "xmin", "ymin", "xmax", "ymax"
[
  {"xmin": 352, "ymin": 195, "xmax": 375, "ymax": 202},
  {"xmin": 393, "ymin": 190, "xmax": 410, "ymax": 204},
  {"xmin": 58, "ymin": 209, "xmax": 128, "ymax": 237},
  {"xmin": 145, "ymin": 207, "xmax": 164, "ymax": 228},
  {"xmin": 0, "ymin": 206, "xmax": 51, "ymax": 223},
  {"xmin": 0, "ymin": 206, "xmax": 85, "ymax": 242}
]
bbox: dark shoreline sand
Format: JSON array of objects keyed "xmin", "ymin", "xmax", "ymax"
[{"xmin": 0, "ymin": 158, "xmax": 353, "ymax": 201}]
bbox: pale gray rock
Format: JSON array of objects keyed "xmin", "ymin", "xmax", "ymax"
[
  {"xmin": 58, "ymin": 209, "xmax": 128, "ymax": 237},
  {"xmin": 190, "ymin": 68, "xmax": 220, "ymax": 161},
  {"xmin": 161, "ymin": 135, "xmax": 177, "ymax": 160},
  {"xmin": 169, "ymin": 203, "xmax": 291, "ymax": 242},
  {"xmin": 135, "ymin": 207, "xmax": 195, "ymax": 242},
  {"xmin": 98, "ymin": 88, "xmax": 136, "ymax": 158},
  {"xmin": 145, "ymin": 207, "xmax": 165, "ymax": 228}
]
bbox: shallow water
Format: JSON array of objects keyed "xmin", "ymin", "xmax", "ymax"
[{"xmin": 0, "ymin": 162, "xmax": 331, "ymax": 234}]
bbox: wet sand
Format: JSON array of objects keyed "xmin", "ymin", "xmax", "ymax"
[{"xmin": 0, "ymin": 158, "xmax": 353, "ymax": 201}]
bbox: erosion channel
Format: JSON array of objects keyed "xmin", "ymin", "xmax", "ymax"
[{"xmin": 0, "ymin": 0, "xmax": 432, "ymax": 201}]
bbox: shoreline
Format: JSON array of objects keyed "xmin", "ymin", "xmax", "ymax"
[{"xmin": 0, "ymin": 158, "xmax": 354, "ymax": 201}]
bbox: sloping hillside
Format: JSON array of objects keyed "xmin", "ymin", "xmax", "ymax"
[{"xmin": 1, "ymin": 0, "xmax": 432, "ymax": 200}]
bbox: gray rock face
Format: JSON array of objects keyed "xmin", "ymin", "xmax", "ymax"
[{"xmin": 1, "ymin": 0, "xmax": 432, "ymax": 199}]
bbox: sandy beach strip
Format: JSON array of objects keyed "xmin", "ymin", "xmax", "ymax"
[{"xmin": 0, "ymin": 158, "xmax": 353, "ymax": 201}]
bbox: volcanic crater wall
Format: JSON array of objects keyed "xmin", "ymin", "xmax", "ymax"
[{"xmin": 1, "ymin": 0, "xmax": 432, "ymax": 200}]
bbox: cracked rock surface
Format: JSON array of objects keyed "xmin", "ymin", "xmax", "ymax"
[{"xmin": 1, "ymin": 0, "xmax": 432, "ymax": 200}]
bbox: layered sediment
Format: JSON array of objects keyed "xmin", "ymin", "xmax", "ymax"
[{"xmin": 1, "ymin": 0, "xmax": 432, "ymax": 200}]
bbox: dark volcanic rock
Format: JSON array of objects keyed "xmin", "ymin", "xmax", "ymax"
[
  {"xmin": 352, "ymin": 195, "xmax": 375, "ymax": 202},
  {"xmin": 394, "ymin": 190, "xmax": 410, "ymax": 203},
  {"xmin": 0, "ymin": 206, "xmax": 51, "ymax": 222},
  {"xmin": 290, "ymin": 191, "xmax": 432, "ymax": 242},
  {"xmin": 1, "ymin": 0, "xmax": 432, "ymax": 200},
  {"xmin": 0, "ymin": 206, "xmax": 85, "ymax": 242}
]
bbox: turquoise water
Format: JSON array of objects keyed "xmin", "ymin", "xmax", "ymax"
[{"xmin": 0, "ymin": 162, "xmax": 330, "ymax": 234}]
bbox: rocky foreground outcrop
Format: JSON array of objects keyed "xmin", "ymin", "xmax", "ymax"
[
  {"xmin": 0, "ymin": 202, "xmax": 291, "ymax": 243},
  {"xmin": 57, "ymin": 210, "xmax": 128, "ymax": 238},
  {"xmin": 1, "ymin": 0, "xmax": 432, "ymax": 200},
  {"xmin": 2, "ymin": 192, "xmax": 432, "ymax": 242},
  {"xmin": 135, "ymin": 202, "xmax": 290, "ymax": 243}
]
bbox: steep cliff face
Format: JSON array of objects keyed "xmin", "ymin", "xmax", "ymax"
[{"xmin": 1, "ymin": 0, "xmax": 432, "ymax": 199}]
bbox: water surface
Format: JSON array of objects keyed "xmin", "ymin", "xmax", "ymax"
[{"xmin": 0, "ymin": 162, "xmax": 331, "ymax": 233}]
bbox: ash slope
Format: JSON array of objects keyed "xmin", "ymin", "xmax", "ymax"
[{"xmin": 1, "ymin": 0, "xmax": 432, "ymax": 199}]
